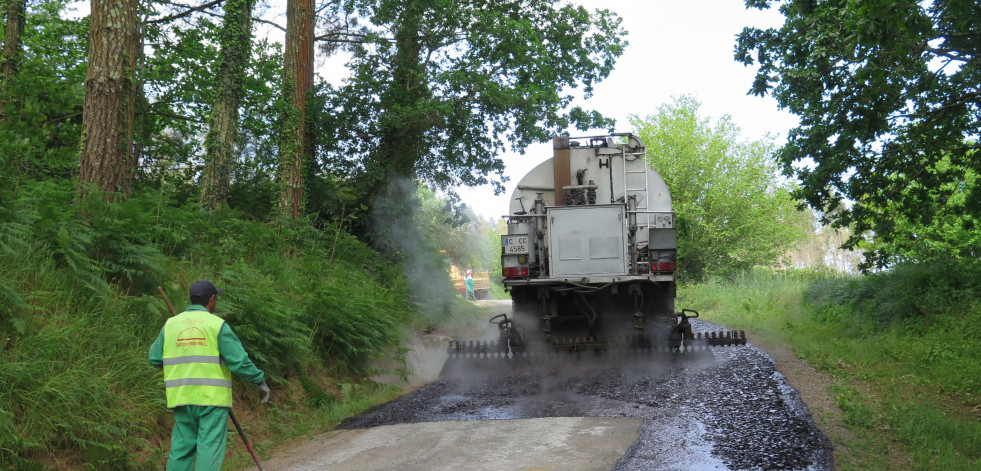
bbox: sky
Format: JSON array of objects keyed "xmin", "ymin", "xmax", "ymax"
[{"xmin": 453, "ymin": 0, "xmax": 798, "ymax": 220}]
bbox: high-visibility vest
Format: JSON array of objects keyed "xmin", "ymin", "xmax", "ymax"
[{"xmin": 161, "ymin": 309, "xmax": 233, "ymax": 408}]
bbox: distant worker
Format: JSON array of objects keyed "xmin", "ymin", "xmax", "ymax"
[
  {"xmin": 149, "ymin": 280, "xmax": 271, "ymax": 471},
  {"xmin": 464, "ymin": 264, "xmax": 476, "ymax": 301}
]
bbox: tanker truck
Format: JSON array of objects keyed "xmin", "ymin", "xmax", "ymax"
[{"xmin": 446, "ymin": 134, "xmax": 744, "ymax": 363}]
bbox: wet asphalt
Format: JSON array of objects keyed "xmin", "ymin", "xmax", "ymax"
[{"xmin": 340, "ymin": 319, "xmax": 834, "ymax": 470}]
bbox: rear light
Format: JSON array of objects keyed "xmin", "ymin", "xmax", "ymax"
[
  {"xmin": 651, "ymin": 261, "xmax": 676, "ymax": 272},
  {"xmin": 503, "ymin": 267, "xmax": 529, "ymax": 277}
]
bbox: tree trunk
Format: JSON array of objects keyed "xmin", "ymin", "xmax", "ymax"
[
  {"xmin": 367, "ymin": 5, "xmax": 431, "ymax": 206},
  {"xmin": 276, "ymin": 0, "xmax": 314, "ymax": 218},
  {"xmin": 364, "ymin": 6, "xmax": 434, "ymax": 252},
  {"xmin": 78, "ymin": 0, "xmax": 140, "ymax": 199},
  {"xmin": 1, "ymin": 0, "xmax": 26, "ymax": 122},
  {"xmin": 201, "ymin": 0, "xmax": 255, "ymax": 211},
  {"xmin": 301, "ymin": 6, "xmax": 316, "ymax": 192}
]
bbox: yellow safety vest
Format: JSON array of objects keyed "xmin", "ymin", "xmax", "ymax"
[{"xmin": 161, "ymin": 309, "xmax": 233, "ymax": 408}]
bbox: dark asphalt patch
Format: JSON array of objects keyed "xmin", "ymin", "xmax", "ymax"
[{"xmin": 342, "ymin": 320, "xmax": 834, "ymax": 470}]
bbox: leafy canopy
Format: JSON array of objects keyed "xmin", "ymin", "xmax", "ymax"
[
  {"xmin": 735, "ymin": 0, "xmax": 980, "ymax": 269},
  {"xmin": 632, "ymin": 96, "xmax": 808, "ymax": 280},
  {"xmin": 320, "ymin": 0, "xmax": 628, "ymax": 194}
]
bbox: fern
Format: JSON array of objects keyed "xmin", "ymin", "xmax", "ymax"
[
  {"xmin": 218, "ymin": 264, "xmax": 313, "ymax": 376},
  {"xmin": 0, "ymin": 281, "xmax": 28, "ymax": 335}
]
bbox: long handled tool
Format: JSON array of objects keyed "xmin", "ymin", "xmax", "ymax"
[{"xmin": 157, "ymin": 286, "xmax": 266, "ymax": 471}]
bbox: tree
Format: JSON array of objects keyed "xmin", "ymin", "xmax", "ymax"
[
  {"xmin": 321, "ymin": 0, "xmax": 626, "ymax": 239},
  {"xmin": 276, "ymin": 0, "xmax": 315, "ymax": 218},
  {"xmin": 0, "ymin": 0, "xmax": 86, "ymax": 194},
  {"xmin": 860, "ymin": 155, "xmax": 980, "ymax": 264},
  {"xmin": 735, "ymin": 0, "xmax": 980, "ymax": 269},
  {"xmin": 200, "ymin": 0, "xmax": 257, "ymax": 210},
  {"xmin": 631, "ymin": 96, "xmax": 808, "ymax": 280},
  {"xmin": 1, "ymin": 0, "xmax": 26, "ymax": 121},
  {"xmin": 78, "ymin": 0, "xmax": 141, "ymax": 198}
]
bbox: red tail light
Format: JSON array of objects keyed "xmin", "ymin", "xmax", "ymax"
[
  {"xmin": 652, "ymin": 261, "xmax": 676, "ymax": 272},
  {"xmin": 503, "ymin": 267, "xmax": 529, "ymax": 277}
]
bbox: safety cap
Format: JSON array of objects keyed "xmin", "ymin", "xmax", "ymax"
[{"xmin": 189, "ymin": 279, "xmax": 223, "ymax": 299}]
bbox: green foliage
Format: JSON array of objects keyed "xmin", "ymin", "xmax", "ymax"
[
  {"xmin": 806, "ymin": 260, "xmax": 981, "ymax": 327},
  {"xmin": 631, "ymin": 96, "xmax": 810, "ymax": 281},
  {"xmin": 0, "ymin": 0, "xmax": 87, "ymax": 191},
  {"xmin": 140, "ymin": 11, "xmax": 282, "ymax": 211},
  {"xmin": 735, "ymin": 0, "xmax": 981, "ymax": 270},
  {"xmin": 831, "ymin": 383, "xmax": 875, "ymax": 428},
  {"xmin": 320, "ymin": 0, "xmax": 627, "ymax": 216},
  {"xmin": 220, "ymin": 264, "xmax": 313, "ymax": 376},
  {"xmin": 11, "ymin": 181, "xmax": 166, "ymax": 296},
  {"xmin": 305, "ymin": 276, "xmax": 405, "ymax": 370},
  {"xmin": 0, "ymin": 179, "xmax": 424, "ymax": 467},
  {"xmin": 298, "ymin": 376, "xmax": 336, "ymax": 409},
  {"xmin": 0, "ymin": 264, "xmax": 163, "ymax": 470},
  {"xmin": 0, "ymin": 195, "xmax": 31, "ymax": 335},
  {"xmin": 856, "ymin": 155, "xmax": 980, "ymax": 267}
]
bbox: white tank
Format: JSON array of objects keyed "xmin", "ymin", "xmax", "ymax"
[{"xmin": 507, "ymin": 134, "xmax": 675, "ymax": 250}]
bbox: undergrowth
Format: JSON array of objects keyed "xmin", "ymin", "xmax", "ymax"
[
  {"xmin": 0, "ymin": 180, "xmax": 464, "ymax": 470},
  {"xmin": 681, "ymin": 264, "xmax": 981, "ymax": 470}
]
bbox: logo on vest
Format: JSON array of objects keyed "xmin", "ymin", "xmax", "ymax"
[{"xmin": 175, "ymin": 319, "xmax": 209, "ymax": 348}]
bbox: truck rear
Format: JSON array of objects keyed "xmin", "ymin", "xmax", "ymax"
[{"xmin": 445, "ymin": 134, "xmax": 744, "ymax": 366}]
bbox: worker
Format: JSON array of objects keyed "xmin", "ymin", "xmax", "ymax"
[
  {"xmin": 149, "ymin": 280, "xmax": 270, "ymax": 471},
  {"xmin": 464, "ymin": 264, "xmax": 476, "ymax": 301}
]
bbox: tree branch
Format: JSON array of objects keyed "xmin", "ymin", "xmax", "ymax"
[
  {"xmin": 315, "ymin": 33, "xmax": 370, "ymax": 43},
  {"xmin": 148, "ymin": 0, "xmax": 223, "ymax": 24},
  {"xmin": 150, "ymin": 110, "xmax": 206, "ymax": 123},
  {"xmin": 892, "ymin": 91, "xmax": 981, "ymax": 121},
  {"xmin": 252, "ymin": 17, "xmax": 285, "ymax": 33},
  {"xmin": 922, "ymin": 46, "xmax": 972, "ymax": 63}
]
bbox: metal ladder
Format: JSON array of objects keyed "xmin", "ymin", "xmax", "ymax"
[{"xmin": 622, "ymin": 151, "xmax": 651, "ymax": 231}]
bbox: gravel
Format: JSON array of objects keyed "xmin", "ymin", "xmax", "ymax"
[{"xmin": 340, "ymin": 319, "xmax": 834, "ymax": 470}]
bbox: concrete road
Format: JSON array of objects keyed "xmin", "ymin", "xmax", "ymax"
[{"xmin": 252, "ymin": 417, "xmax": 642, "ymax": 471}]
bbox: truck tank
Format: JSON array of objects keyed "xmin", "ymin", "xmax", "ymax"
[{"xmin": 445, "ymin": 134, "xmax": 744, "ymax": 366}]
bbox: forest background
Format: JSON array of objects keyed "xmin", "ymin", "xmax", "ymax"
[{"xmin": 0, "ymin": 0, "xmax": 978, "ymax": 469}]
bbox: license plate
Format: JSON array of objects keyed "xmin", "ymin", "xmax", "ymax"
[{"xmin": 502, "ymin": 235, "xmax": 530, "ymax": 254}]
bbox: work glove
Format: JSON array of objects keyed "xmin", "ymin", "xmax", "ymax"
[{"xmin": 258, "ymin": 380, "xmax": 271, "ymax": 404}]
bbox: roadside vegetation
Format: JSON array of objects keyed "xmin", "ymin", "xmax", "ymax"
[
  {"xmin": 682, "ymin": 263, "xmax": 981, "ymax": 471},
  {"xmin": 0, "ymin": 181, "xmax": 485, "ymax": 470}
]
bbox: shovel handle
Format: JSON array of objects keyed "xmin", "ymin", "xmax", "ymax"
[{"xmin": 230, "ymin": 410, "xmax": 265, "ymax": 471}]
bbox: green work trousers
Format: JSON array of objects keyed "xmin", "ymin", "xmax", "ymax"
[{"xmin": 166, "ymin": 405, "xmax": 229, "ymax": 471}]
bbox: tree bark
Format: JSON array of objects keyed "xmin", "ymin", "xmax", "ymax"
[
  {"xmin": 201, "ymin": 0, "xmax": 255, "ymax": 210},
  {"xmin": 276, "ymin": 0, "xmax": 314, "ymax": 218},
  {"xmin": 78, "ymin": 0, "xmax": 140, "ymax": 199},
  {"xmin": 1, "ymin": 0, "xmax": 26, "ymax": 122}
]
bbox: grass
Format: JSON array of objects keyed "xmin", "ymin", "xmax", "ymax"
[
  {"xmin": 0, "ymin": 182, "xmax": 477, "ymax": 470},
  {"xmin": 680, "ymin": 265, "xmax": 981, "ymax": 471}
]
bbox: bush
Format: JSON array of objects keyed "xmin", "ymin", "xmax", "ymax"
[{"xmin": 806, "ymin": 259, "xmax": 981, "ymax": 327}]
